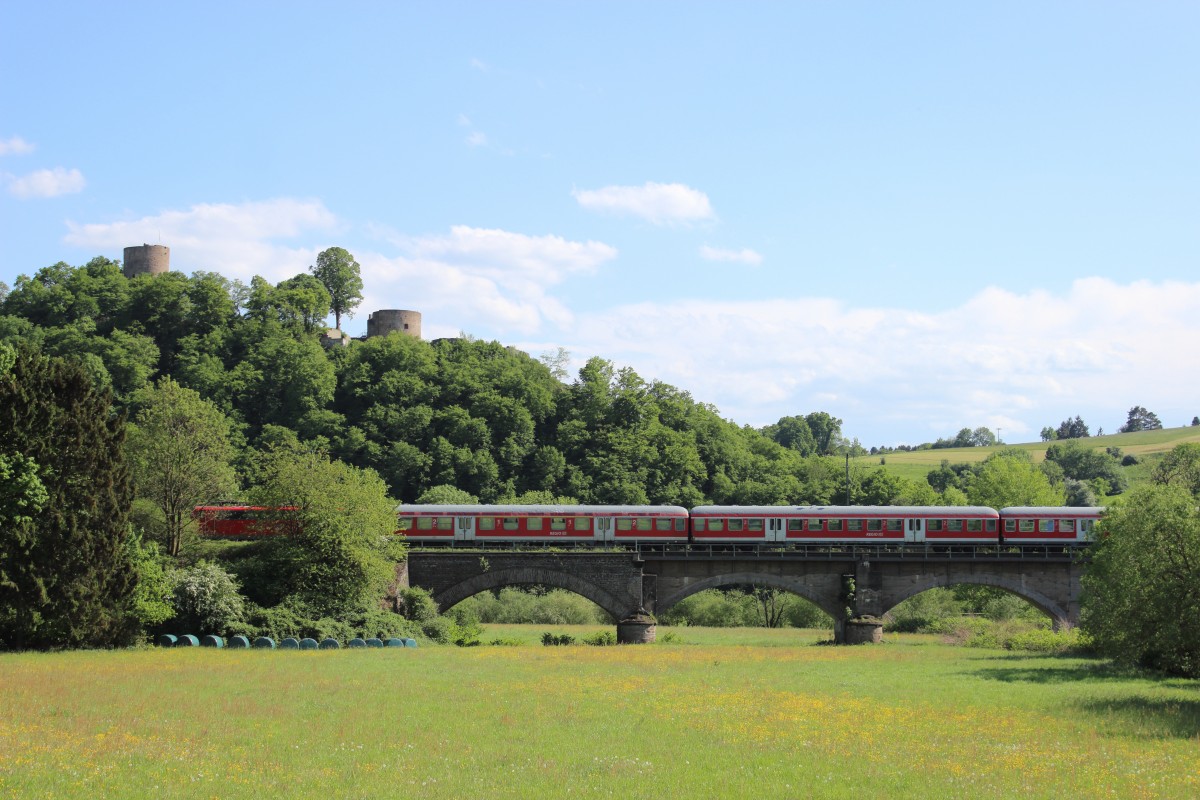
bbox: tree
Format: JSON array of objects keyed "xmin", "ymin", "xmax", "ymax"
[
  {"xmin": 1152, "ymin": 443, "xmax": 1200, "ymax": 498},
  {"xmin": 310, "ymin": 247, "xmax": 364, "ymax": 330},
  {"xmin": 1040, "ymin": 426, "xmax": 1058, "ymax": 442},
  {"xmin": 1044, "ymin": 440, "xmax": 1126, "ymax": 496},
  {"xmin": 126, "ymin": 378, "xmax": 237, "ymax": 557},
  {"xmin": 969, "ymin": 427, "xmax": 997, "ymax": 447},
  {"xmin": 1192, "ymin": 416, "xmax": 1199, "ymax": 427},
  {"xmin": 1082, "ymin": 484, "xmax": 1200, "ymax": 677},
  {"xmin": 253, "ymin": 450, "xmax": 404, "ymax": 617},
  {"xmin": 967, "ymin": 449, "xmax": 1064, "ymax": 509},
  {"xmin": 1119, "ymin": 406, "xmax": 1163, "ymax": 433},
  {"xmin": 0, "ymin": 348, "xmax": 138, "ymax": 649},
  {"xmin": 1055, "ymin": 416, "xmax": 1090, "ymax": 439}
]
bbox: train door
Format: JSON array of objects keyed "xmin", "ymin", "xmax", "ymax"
[
  {"xmin": 596, "ymin": 517, "xmax": 614, "ymax": 542},
  {"xmin": 457, "ymin": 517, "xmax": 475, "ymax": 542},
  {"xmin": 767, "ymin": 517, "xmax": 786, "ymax": 542},
  {"xmin": 906, "ymin": 517, "xmax": 925, "ymax": 543}
]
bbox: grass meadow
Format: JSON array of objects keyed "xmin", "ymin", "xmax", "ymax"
[
  {"xmin": 857, "ymin": 425, "xmax": 1200, "ymax": 485},
  {"xmin": 2, "ymin": 626, "xmax": 1198, "ymax": 800}
]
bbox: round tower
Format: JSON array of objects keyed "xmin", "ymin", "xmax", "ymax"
[
  {"xmin": 367, "ymin": 309, "xmax": 422, "ymax": 339},
  {"xmin": 122, "ymin": 244, "xmax": 170, "ymax": 278}
]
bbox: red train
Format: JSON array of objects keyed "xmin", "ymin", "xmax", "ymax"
[{"xmin": 196, "ymin": 503, "xmax": 1102, "ymax": 546}]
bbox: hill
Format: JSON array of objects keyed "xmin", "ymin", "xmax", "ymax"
[{"xmin": 858, "ymin": 426, "xmax": 1200, "ymax": 487}]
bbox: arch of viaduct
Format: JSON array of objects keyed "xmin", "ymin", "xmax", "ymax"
[{"xmin": 403, "ymin": 550, "xmax": 1085, "ymax": 642}]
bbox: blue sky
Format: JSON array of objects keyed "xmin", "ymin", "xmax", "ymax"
[{"xmin": 3, "ymin": 2, "xmax": 1198, "ymax": 446}]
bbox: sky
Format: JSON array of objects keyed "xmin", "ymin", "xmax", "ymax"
[{"xmin": 2, "ymin": 2, "xmax": 1198, "ymax": 447}]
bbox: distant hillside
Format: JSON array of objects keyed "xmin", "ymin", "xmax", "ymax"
[{"xmin": 858, "ymin": 426, "xmax": 1200, "ymax": 487}]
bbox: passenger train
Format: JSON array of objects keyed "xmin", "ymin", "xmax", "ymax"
[{"xmin": 194, "ymin": 503, "xmax": 1103, "ymax": 546}]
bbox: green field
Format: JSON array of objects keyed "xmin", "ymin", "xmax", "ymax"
[
  {"xmin": 859, "ymin": 425, "xmax": 1200, "ymax": 485},
  {"xmin": 2, "ymin": 626, "xmax": 1197, "ymax": 799}
]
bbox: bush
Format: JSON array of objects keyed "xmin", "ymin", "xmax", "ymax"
[
  {"xmin": 1005, "ymin": 627, "xmax": 1090, "ymax": 654},
  {"xmin": 541, "ymin": 632, "xmax": 576, "ymax": 646},
  {"xmin": 884, "ymin": 588, "xmax": 963, "ymax": 633},
  {"xmin": 168, "ymin": 561, "xmax": 246, "ymax": 635},
  {"xmin": 583, "ymin": 630, "xmax": 616, "ymax": 646},
  {"xmin": 398, "ymin": 587, "xmax": 440, "ymax": 622},
  {"xmin": 454, "ymin": 587, "xmax": 610, "ymax": 625}
]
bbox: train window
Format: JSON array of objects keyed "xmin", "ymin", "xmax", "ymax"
[
  {"xmin": 709, "ymin": 519, "xmax": 725, "ymax": 532},
  {"xmin": 748, "ymin": 519, "xmax": 764, "ymax": 531},
  {"xmin": 675, "ymin": 519, "xmax": 687, "ymax": 531},
  {"xmin": 727, "ymin": 519, "xmax": 743, "ymax": 532},
  {"xmin": 655, "ymin": 518, "xmax": 672, "ymax": 531},
  {"xmin": 867, "ymin": 519, "xmax": 883, "ymax": 532},
  {"xmin": 1059, "ymin": 519, "xmax": 1075, "ymax": 533},
  {"xmin": 397, "ymin": 518, "xmax": 412, "ymax": 531},
  {"xmin": 477, "ymin": 517, "xmax": 495, "ymax": 530},
  {"xmin": 616, "ymin": 518, "xmax": 633, "ymax": 531},
  {"xmin": 810, "ymin": 519, "xmax": 824, "ymax": 531},
  {"xmin": 928, "ymin": 520, "xmax": 944, "ymax": 532},
  {"xmin": 637, "ymin": 518, "xmax": 653, "ymax": 531},
  {"xmin": 437, "ymin": 517, "xmax": 453, "ymax": 530},
  {"xmin": 986, "ymin": 520, "xmax": 997, "ymax": 532},
  {"xmin": 503, "ymin": 517, "xmax": 520, "ymax": 531},
  {"xmin": 847, "ymin": 520, "xmax": 863, "ymax": 532},
  {"xmin": 827, "ymin": 519, "xmax": 843, "ymax": 532},
  {"xmin": 1039, "ymin": 519, "xmax": 1054, "ymax": 532},
  {"xmin": 550, "ymin": 517, "xmax": 567, "ymax": 531},
  {"xmin": 694, "ymin": 519, "xmax": 706, "ymax": 532},
  {"xmin": 967, "ymin": 520, "xmax": 982, "ymax": 532},
  {"xmin": 575, "ymin": 517, "xmax": 591, "ymax": 531},
  {"xmin": 1019, "ymin": 520, "xmax": 1035, "ymax": 532},
  {"xmin": 527, "ymin": 517, "xmax": 543, "ymax": 531},
  {"xmin": 887, "ymin": 519, "xmax": 902, "ymax": 532},
  {"xmin": 1005, "ymin": 520, "xmax": 1016, "ymax": 532},
  {"xmin": 948, "ymin": 520, "xmax": 964, "ymax": 532},
  {"xmin": 788, "ymin": 519, "xmax": 804, "ymax": 531},
  {"xmin": 416, "ymin": 517, "xmax": 434, "ymax": 530}
]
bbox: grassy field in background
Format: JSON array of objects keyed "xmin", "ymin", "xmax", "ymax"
[
  {"xmin": 2, "ymin": 626, "xmax": 1197, "ymax": 799},
  {"xmin": 857, "ymin": 425, "xmax": 1200, "ymax": 485}
]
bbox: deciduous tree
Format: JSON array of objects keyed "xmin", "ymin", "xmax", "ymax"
[
  {"xmin": 310, "ymin": 247, "xmax": 364, "ymax": 330},
  {"xmin": 1119, "ymin": 406, "xmax": 1163, "ymax": 433},
  {"xmin": 1082, "ymin": 484, "xmax": 1200, "ymax": 677},
  {"xmin": 127, "ymin": 377, "xmax": 237, "ymax": 557}
]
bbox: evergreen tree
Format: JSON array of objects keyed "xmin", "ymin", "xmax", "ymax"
[{"xmin": 0, "ymin": 348, "xmax": 138, "ymax": 649}]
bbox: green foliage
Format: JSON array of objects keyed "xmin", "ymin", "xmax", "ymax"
[
  {"xmin": 168, "ymin": 560, "xmax": 246, "ymax": 635},
  {"xmin": 0, "ymin": 348, "xmax": 139, "ymax": 650},
  {"xmin": 398, "ymin": 586, "xmax": 440, "ymax": 622},
  {"xmin": 1082, "ymin": 484, "xmax": 1200, "ymax": 677},
  {"xmin": 1044, "ymin": 439, "xmax": 1126, "ymax": 495},
  {"xmin": 310, "ymin": 247, "xmax": 363, "ymax": 330},
  {"xmin": 1151, "ymin": 443, "xmax": 1200, "ymax": 497},
  {"xmin": 415, "ymin": 484, "xmax": 479, "ymax": 504},
  {"xmin": 253, "ymin": 450, "xmax": 405, "ymax": 618},
  {"xmin": 1118, "ymin": 405, "xmax": 1163, "ymax": 433},
  {"xmin": 454, "ymin": 587, "xmax": 611, "ymax": 625},
  {"xmin": 126, "ymin": 533, "xmax": 174, "ymax": 628},
  {"xmin": 541, "ymin": 632, "xmax": 577, "ymax": 646},
  {"xmin": 582, "ymin": 630, "xmax": 617, "ymax": 646},
  {"xmin": 126, "ymin": 377, "xmax": 237, "ymax": 556},
  {"xmin": 659, "ymin": 588, "xmax": 830, "ymax": 629},
  {"xmin": 885, "ymin": 588, "xmax": 964, "ymax": 633},
  {"xmin": 967, "ymin": 449, "xmax": 1064, "ymax": 508}
]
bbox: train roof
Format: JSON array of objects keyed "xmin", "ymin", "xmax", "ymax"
[
  {"xmin": 690, "ymin": 505, "xmax": 1000, "ymax": 516},
  {"xmin": 999, "ymin": 506, "xmax": 1105, "ymax": 515},
  {"xmin": 395, "ymin": 504, "xmax": 689, "ymax": 515}
]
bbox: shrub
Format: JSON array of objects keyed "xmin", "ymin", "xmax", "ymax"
[
  {"xmin": 168, "ymin": 561, "xmax": 246, "ymax": 635},
  {"xmin": 398, "ymin": 587, "xmax": 440, "ymax": 622},
  {"xmin": 583, "ymin": 630, "xmax": 616, "ymax": 646},
  {"xmin": 541, "ymin": 632, "xmax": 576, "ymax": 646}
]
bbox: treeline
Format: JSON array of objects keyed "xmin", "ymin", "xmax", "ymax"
[{"xmin": 0, "ymin": 256, "xmax": 937, "ymax": 508}]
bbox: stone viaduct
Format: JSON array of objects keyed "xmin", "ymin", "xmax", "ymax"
[{"xmin": 403, "ymin": 547, "xmax": 1086, "ymax": 642}]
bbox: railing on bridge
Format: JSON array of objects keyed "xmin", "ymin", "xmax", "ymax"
[{"xmin": 407, "ymin": 541, "xmax": 1089, "ymax": 561}]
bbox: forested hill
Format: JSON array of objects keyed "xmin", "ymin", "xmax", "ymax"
[{"xmin": 0, "ymin": 256, "xmax": 935, "ymax": 506}]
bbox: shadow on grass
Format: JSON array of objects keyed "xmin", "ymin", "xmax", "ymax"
[{"xmin": 1075, "ymin": 696, "xmax": 1200, "ymax": 739}]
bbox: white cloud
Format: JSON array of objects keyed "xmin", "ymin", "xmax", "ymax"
[
  {"xmin": 699, "ymin": 245, "xmax": 763, "ymax": 265},
  {"xmin": 572, "ymin": 182, "xmax": 715, "ymax": 225},
  {"xmin": 466, "ymin": 131, "xmax": 488, "ymax": 147},
  {"xmin": 469, "ymin": 58, "xmax": 490, "ymax": 72},
  {"xmin": 8, "ymin": 167, "xmax": 85, "ymax": 198},
  {"xmin": 364, "ymin": 225, "xmax": 618, "ymax": 334},
  {"xmin": 64, "ymin": 198, "xmax": 338, "ymax": 282},
  {"xmin": 0, "ymin": 136, "xmax": 35, "ymax": 156},
  {"xmin": 547, "ymin": 278, "xmax": 1200, "ymax": 444}
]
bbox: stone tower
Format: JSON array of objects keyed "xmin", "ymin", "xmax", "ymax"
[
  {"xmin": 122, "ymin": 244, "xmax": 170, "ymax": 278},
  {"xmin": 367, "ymin": 309, "xmax": 422, "ymax": 339}
]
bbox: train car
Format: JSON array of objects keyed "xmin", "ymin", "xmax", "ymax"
[
  {"xmin": 193, "ymin": 505, "xmax": 297, "ymax": 538},
  {"xmin": 396, "ymin": 504, "xmax": 690, "ymax": 544},
  {"xmin": 690, "ymin": 505, "xmax": 1001, "ymax": 544},
  {"xmin": 999, "ymin": 506, "xmax": 1103, "ymax": 544}
]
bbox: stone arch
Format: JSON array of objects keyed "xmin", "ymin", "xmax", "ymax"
[
  {"xmin": 433, "ymin": 567, "xmax": 627, "ymax": 621},
  {"xmin": 655, "ymin": 571, "xmax": 843, "ymax": 622},
  {"xmin": 883, "ymin": 574, "xmax": 1070, "ymax": 626}
]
